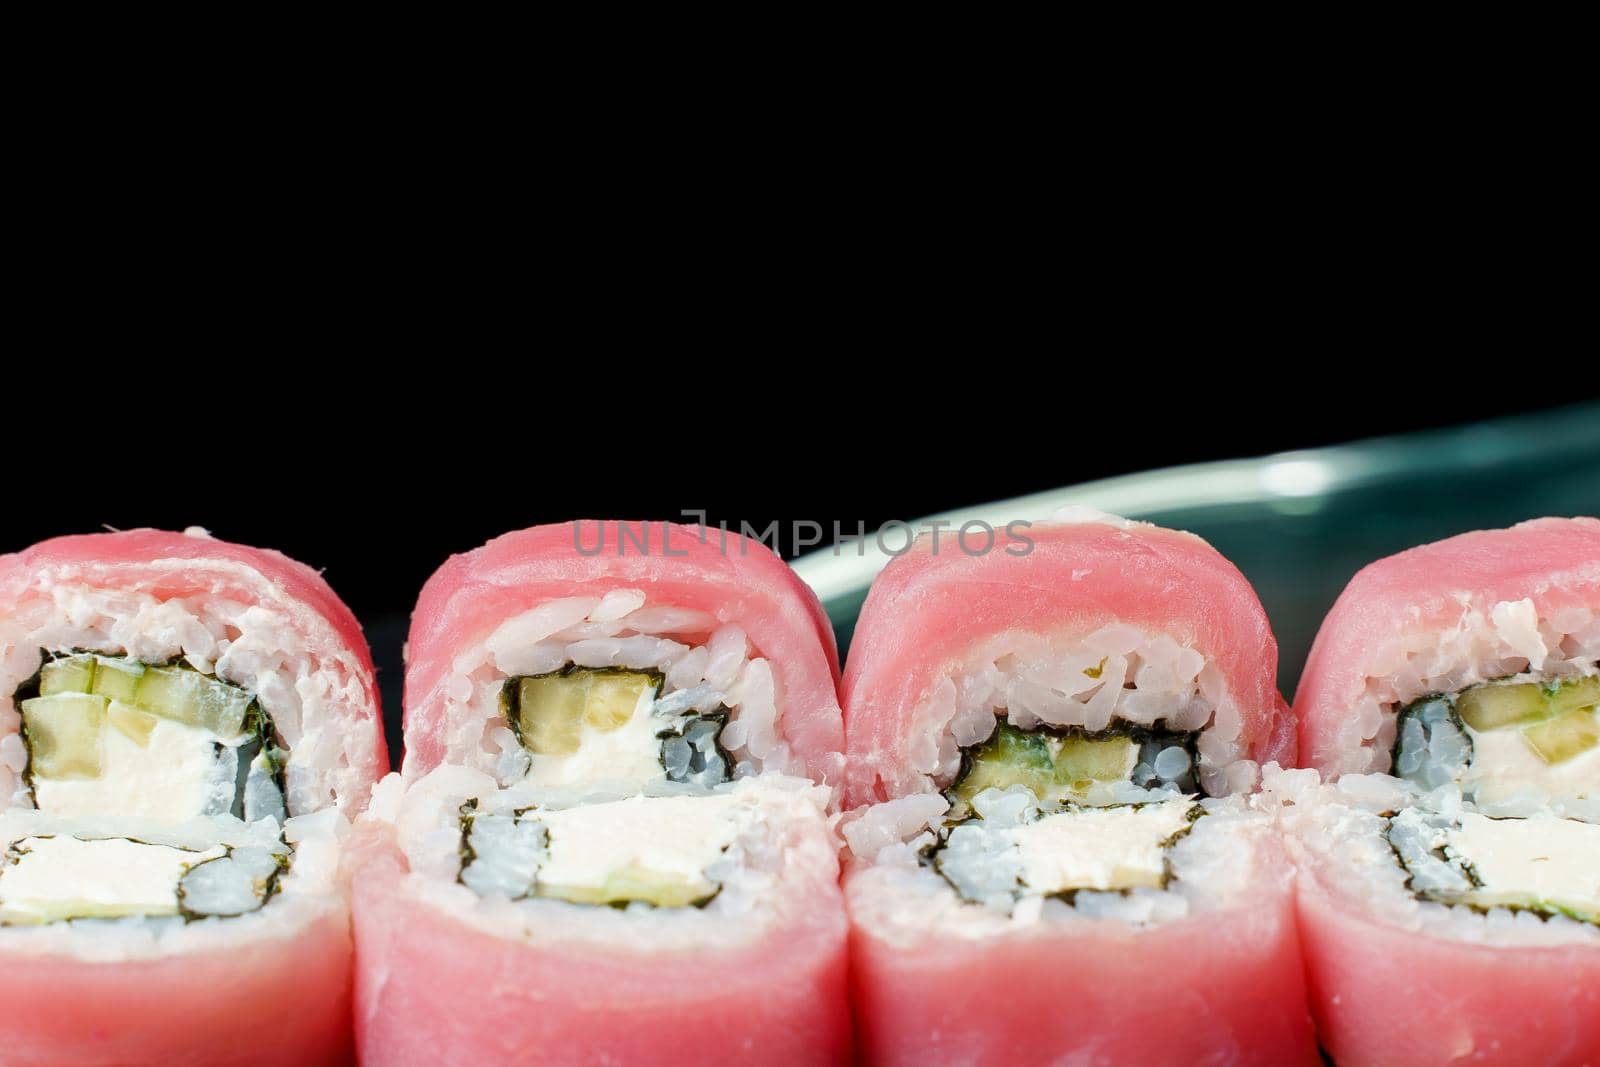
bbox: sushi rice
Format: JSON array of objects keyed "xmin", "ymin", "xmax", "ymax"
[
  {"xmin": 354, "ymin": 521, "xmax": 851, "ymax": 1067},
  {"xmin": 0, "ymin": 574, "xmax": 370, "ymax": 949},
  {"xmin": 0, "ymin": 529, "xmax": 383, "ymax": 1067},
  {"xmin": 418, "ymin": 591, "xmax": 801, "ymax": 786},
  {"xmin": 1270, "ymin": 767, "xmax": 1600, "ymax": 948},
  {"xmin": 1326, "ymin": 596, "xmax": 1600, "ymax": 815},
  {"xmin": 371, "ymin": 589, "xmax": 835, "ymax": 934},
  {"xmin": 369, "ymin": 765, "xmax": 837, "ymax": 953}
]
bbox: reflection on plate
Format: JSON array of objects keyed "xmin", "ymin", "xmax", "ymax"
[{"xmin": 793, "ymin": 402, "xmax": 1600, "ymax": 693}]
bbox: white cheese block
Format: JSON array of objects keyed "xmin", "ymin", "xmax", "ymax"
[
  {"xmin": 1010, "ymin": 798, "xmax": 1197, "ymax": 894},
  {"xmin": 0, "ymin": 836, "xmax": 225, "ymax": 923},
  {"xmin": 1449, "ymin": 812, "xmax": 1600, "ymax": 920},
  {"xmin": 532, "ymin": 794, "xmax": 743, "ymax": 905}
]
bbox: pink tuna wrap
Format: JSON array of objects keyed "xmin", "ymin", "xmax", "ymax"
[
  {"xmin": 0, "ymin": 911, "xmax": 355, "ymax": 1067},
  {"xmin": 0, "ymin": 528, "xmax": 386, "ymax": 797},
  {"xmin": 842, "ymin": 520, "xmax": 1295, "ymax": 807},
  {"xmin": 1294, "ymin": 516, "xmax": 1600, "ymax": 777},
  {"xmin": 848, "ymin": 837, "xmax": 1317, "ymax": 1067},
  {"xmin": 1291, "ymin": 516, "xmax": 1600, "ymax": 1065},
  {"xmin": 353, "ymin": 838, "xmax": 850, "ymax": 1067},
  {"xmin": 1295, "ymin": 848, "xmax": 1600, "ymax": 1066},
  {"xmin": 0, "ymin": 529, "xmax": 385, "ymax": 1067},
  {"xmin": 402, "ymin": 519, "xmax": 842, "ymax": 783}
]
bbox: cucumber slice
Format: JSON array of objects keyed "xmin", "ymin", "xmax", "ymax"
[
  {"xmin": 537, "ymin": 865, "xmax": 716, "ymax": 909},
  {"xmin": 986, "ymin": 724, "xmax": 1054, "ymax": 771},
  {"xmin": 510, "ymin": 668, "xmax": 661, "ymax": 756},
  {"xmin": 107, "ymin": 701, "xmax": 160, "ymax": 746},
  {"xmin": 134, "ymin": 666, "xmax": 252, "ymax": 738},
  {"xmin": 952, "ymin": 724, "xmax": 1159, "ymax": 810},
  {"xmin": 514, "ymin": 675, "xmax": 584, "ymax": 755},
  {"xmin": 1457, "ymin": 683, "xmax": 1551, "ymax": 731},
  {"xmin": 133, "ymin": 667, "xmax": 207, "ymax": 727},
  {"xmin": 1549, "ymin": 675, "xmax": 1600, "ymax": 716},
  {"xmin": 1521, "ymin": 708, "xmax": 1600, "ymax": 764},
  {"xmin": 92, "ymin": 657, "xmax": 146, "ymax": 703},
  {"xmin": 952, "ymin": 725, "xmax": 1057, "ymax": 807},
  {"xmin": 583, "ymin": 672, "xmax": 652, "ymax": 730},
  {"xmin": 20, "ymin": 694, "xmax": 107, "ymax": 779},
  {"xmin": 1052, "ymin": 736, "xmax": 1139, "ymax": 786},
  {"xmin": 196, "ymin": 680, "xmax": 254, "ymax": 739},
  {"xmin": 39, "ymin": 655, "xmax": 96, "ymax": 696},
  {"xmin": 1454, "ymin": 676, "xmax": 1600, "ymax": 735}
]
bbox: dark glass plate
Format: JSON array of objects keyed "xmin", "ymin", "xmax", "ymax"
[{"xmin": 793, "ymin": 401, "xmax": 1600, "ymax": 696}]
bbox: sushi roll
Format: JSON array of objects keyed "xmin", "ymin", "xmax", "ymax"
[
  {"xmin": 1288, "ymin": 517, "xmax": 1600, "ymax": 1066},
  {"xmin": 1298, "ymin": 516, "xmax": 1600, "ymax": 814},
  {"xmin": 842, "ymin": 511, "xmax": 1317, "ymax": 1067},
  {"xmin": 0, "ymin": 529, "xmax": 385, "ymax": 1067},
  {"xmin": 352, "ymin": 520, "xmax": 850, "ymax": 1067}
]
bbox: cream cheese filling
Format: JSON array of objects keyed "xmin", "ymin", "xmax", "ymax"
[
  {"xmin": 524, "ymin": 684, "xmax": 669, "ymax": 788},
  {"xmin": 0, "ymin": 836, "xmax": 225, "ymax": 924},
  {"xmin": 1449, "ymin": 812, "xmax": 1600, "ymax": 919},
  {"xmin": 1465, "ymin": 728, "xmax": 1600, "ymax": 805},
  {"xmin": 32, "ymin": 714, "xmax": 235, "ymax": 821},
  {"xmin": 537, "ymin": 794, "xmax": 742, "ymax": 903},
  {"xmin": 932, "ymin": 788, "xmax": 1199, "ymax": 906},
  {"xmin": 460, "ymin": 793, "xmax": 745, "ymax": 908},
  {"xmin": 1391, "ymin": 807, "xmax": 1600, "ymax": 922},
  {"xmin": 1012, "ymin": 798, "xmax": 1197, "ymax": 894}
]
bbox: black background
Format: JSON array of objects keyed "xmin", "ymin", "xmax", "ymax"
[{"xmin": 4, "ymin": 394, "xmax": 1585, "ymax": 625}]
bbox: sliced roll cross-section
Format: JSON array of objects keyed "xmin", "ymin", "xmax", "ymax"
[
  {"xmin": 0, "ymin": 529, "xmax": 385, "ymax": 1067},
  {"xmin": 1277, "ymin": 767, "xmax": 1600, "ymax": 1067},
  {"xmin": 501, "ymin": 665, "xmax": 731, "ymax": 790},
  {"xmin": 19, "ymin": 653, "xmax": 285, "ymax": 827},
  {"xmin": 1390, "ymin": 674, "xmax": 1600, "ymax": 806},
  {"xmin": 840, "ymin": 512, "xmax": 1317, "ymax": 1067},
  {"xmin": 1389, "ymin": 806, "xmax": 1600, "ymax": 923},
  {"xmin": 0, "ymin": 828, "xmax": 288, "ymax": 925},
  {"xmin": 1297, "ymin": 516, "xmax": 1600, "ymax": 815},
  {"xmin": 1290, "ymin": 517, "xmax": 1600, "ymax": 1067},
  {"xmin": 354, "ymin": 521, "xmax": 849, "ymax": 1067}
]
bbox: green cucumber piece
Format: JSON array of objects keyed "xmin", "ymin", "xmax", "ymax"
[
  {"xmin": 107, "ymin": 701, "xmax": 160, "ymax": 746},
  {"xmin": 1548, "ymin": 675, "xmax": 1600, "ymax": 716},
  {"xmin": 1521, "ymin": 708, "xmax": 1600, "ymax": 764},
  {"xmin": 537, "ymin": 865, "xmax": 716, "ymax": 908},
  {"xmin": 92, "ymin": 657, "xmax": 146, "ymax": 703},
  {"xmin": 1052, "ymin": 736, "xmax": 1139, "ymax": 786},
  {"xmin": 1465, "ymin": 675, "xmax": 1600, "ymax": 735},
  {"xmin": 951, "ymin": 725, "xmax": 1056, "ymax": 807},
  {"xmin": 134, "ymin": 666, "xmax": 252, "ymax": 738},
  {"xmin": 515, "ymin": 675, "xmax": 583, "ymax": 755},
  {"xmin": 195, "ymin": 678, "xmax": 254, "ymax": 738},
  {"xmin": 1457, "ymin": 683, "xmax": 1551, "ymax": 731},
  {"xmin": 951, "ymin": 724, "xmax": 1169, "ymax": 809},
  {"xmin": 582, "ymin": 672, "xmax": 653, "ymax": 730},
  {"xmin": 39, "ymin": 655, "xmax": 96, "ymax": 697},
  {"xmin": 510, "ymin": 668, "xmax": 661, "ymax": 756},
  {"xmin": 20, "ymin": 694, "xmax": 108, "ymax": 779}
]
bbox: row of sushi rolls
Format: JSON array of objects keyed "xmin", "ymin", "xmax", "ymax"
[{"xmin": 0, "ymin": 512, "xmax": 1595, "ymax": 1066}]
